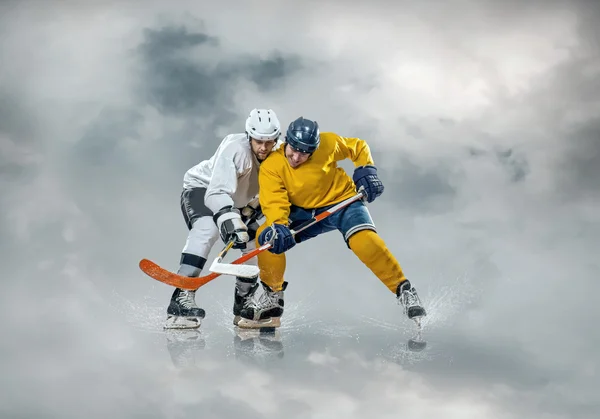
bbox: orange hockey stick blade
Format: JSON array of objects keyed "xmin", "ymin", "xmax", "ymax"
[{"xmin": 139, "ymin": 258, "xmax": 220, "ymax": 290}]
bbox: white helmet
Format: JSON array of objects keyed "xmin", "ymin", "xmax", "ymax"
[{"xmin": 245, "ymin": 108, "xmax": 281, "ymax": 141}]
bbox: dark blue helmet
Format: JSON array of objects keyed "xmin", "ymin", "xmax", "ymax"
[{"xmin": 285, "ymin": 117, "xmax": 320, "ymax": 154}]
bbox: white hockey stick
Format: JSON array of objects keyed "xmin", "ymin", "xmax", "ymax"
[
  {"xmin": 209, "ymin": 260, "xmax": 260, "ymax": 278},
  {"xmin": 208, "ymin": 208, "xmax": 264, "ymax": 278},
  {"xmin": 208, "ymin": 238, "xmax": 261, "ymax": 278}
]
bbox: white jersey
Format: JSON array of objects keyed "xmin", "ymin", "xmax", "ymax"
[{"xmin": 183, "ymin": 133, "xmax": 260, "ymax": 213}]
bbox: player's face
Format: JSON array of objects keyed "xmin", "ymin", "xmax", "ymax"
[
  {"xmin": 284, "ymin": 144, "xmax": 311, "ymax": 168},
  {"xmin": 250, "ymin": 138, "xmax": 276, "ymax": 161}
]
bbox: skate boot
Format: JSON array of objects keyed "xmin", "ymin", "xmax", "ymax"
[
  {"xmin": 396, "ymin": 279, "xmax": 426, "ymax": 322},
  {"xmin": 164, "ymin": 288, "xmax": 206, "ymax": 329},
  {"xmin": 233, "ymin": 275, "xmax": 259, "ymax": 326},
  {"xmin": 237, "ymin": 281, "xmax": 287, "ymax": 329}
]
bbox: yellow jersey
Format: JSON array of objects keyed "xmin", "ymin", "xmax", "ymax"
[{"xmin": 258, "ymin": 131, "xmax": 375, "ymax": 225}]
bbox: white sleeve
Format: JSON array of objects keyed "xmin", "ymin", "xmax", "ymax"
[{"xmin": 204, "ymin": 143, "xmax": 248, "ymax": 213}]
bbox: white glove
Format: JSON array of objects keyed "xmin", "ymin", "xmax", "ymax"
[{"xmin": 214, "ymin": 207, "xmax": 249, "ymax": 247}]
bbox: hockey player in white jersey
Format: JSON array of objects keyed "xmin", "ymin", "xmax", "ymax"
[{"xmin": 164, "ymin": 108, "xmax": 281, "ymax": 329}]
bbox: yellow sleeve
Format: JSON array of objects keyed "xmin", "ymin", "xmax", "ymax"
[
  {"xmin": 332, "ymin": 133, "xmax": 375, "ymax": 167},
  {"xmin": 258, "ymin": 163, "xmax": 291, "ymax": 226}
]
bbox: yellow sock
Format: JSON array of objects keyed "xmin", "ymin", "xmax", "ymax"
[{"xmin": 348, "ymin": 230, "xmax": 406, "ymax": 294}]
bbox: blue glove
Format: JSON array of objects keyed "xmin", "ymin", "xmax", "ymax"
[
  {"xmin": 353, "ymin": 165, "xmax": 384, "ymax": 203},
  {"xmin": 258, "ymin": 224, "xmax": 296, "ymax": 254}
]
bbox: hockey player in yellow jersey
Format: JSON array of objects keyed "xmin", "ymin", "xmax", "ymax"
[{"xmin": 236, "ymin": 117, "xmax": 426, "ymax": 329}]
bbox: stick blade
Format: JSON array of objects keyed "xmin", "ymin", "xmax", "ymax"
[
  {"xmin": 209, "ymin": 259, "xmax": 259, "ymax": 278},
  {"xmin": 139, "ymin": 258, "xmax": 198, "ymax": 290}
]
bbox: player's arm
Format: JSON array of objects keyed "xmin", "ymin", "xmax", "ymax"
[
  {"xmin": 204, "ymin": 147, "xmax": 239, "ymax": 212},
  {"xmin": 333, "ymin": 132, "xmax": 383, "ymax": 203},
  {"xmin": 205, "ymin": 144, "xmax": 250, "ymax": 247},
  {"xmin": 332, "ymin": 133, "xmax": 375, "ymax": 167},
  {"xmin": 255, "ymin": 163, "xmax": 297, "ymax": 254},
  {"xmin": 258, "ymin": 164, "xmax": 291, "ymax": 226}
]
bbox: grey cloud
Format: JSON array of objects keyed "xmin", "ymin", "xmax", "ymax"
[
  {"xmin": 0, "ymin": 95, "xmax": 43, "ymax": 257},
  {"xmin": 558, "ymin": 117, "xmax": 600, "ymax": 199},
  {"xmin": 73, "ymin": 108, "xmax": 144, "ymax": 166},
  {"xmin": 0, "ymin": 91, "xmax": 39, "ymax": 184},
  {"xmin": 246, "ymin": 53, "xmax": 303, "ymax": 91},
  {"xmin": 136, "ymin": 26, "xmax": 226, "ymax": 116},
  {"xmin": 138, "ymin": 25, "xmax": 219, "ymax": 59},
  {"xmin": 535, "ymin": 65, "xmax": 600, "ymax": 199},
  {"xmin": 187, "ymin": 395, "xmax": 265, "ymax": 419},
  {"xmin": 495, "ymin": 148, "xmax": 530, "ymax": 182},
  {"xmin": 277, "ymin": 400, "xmax": 313, "ymax": 419},
  {"xmin": 467, "ymin": 145, "xmax": 530, "ymax": 183},
  {"xmin": 506, "ymin": 5, "xmax": 600, "ymax": 199},
  {"xmin": 374, "ymin": 150, "xmax": 457, "ymax": 213},
  {"xmin": 0, "ymin": 89, "xmax": 33, "ymax": 141},
  {"xmin": 575, "ymin": 0, "xmax": 600, "ymax": 50},
  {"xmin": 136, "ymin": 25, "xmax": 303, "ymax": 117},
  {"xmin": 563, "ymin": 120, "xmax": 600, "ymax": 190},
  {"xmin": 327, "ymin": 118, "xmax": 457, "ymax": 213}
]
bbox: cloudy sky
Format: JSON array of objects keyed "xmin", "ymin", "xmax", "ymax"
[{"xmin": 1, "ymin": 0, "xmax": 599, "ymax": 418}]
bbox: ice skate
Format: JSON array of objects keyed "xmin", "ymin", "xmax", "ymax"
[
  {"xmin": 396, "ymin": 280, "xmax": 426, "ymax": 327},
  {"xmin": 237, "ymin": 281, "xmax": 287, "ymax": 329},
  {"xmin": 233, "ymin": 276, "xmax": 259, "ymax": 326},
  {"xmin": 164, "ymin": 288, "xmax": 206, "ymax": 329}
]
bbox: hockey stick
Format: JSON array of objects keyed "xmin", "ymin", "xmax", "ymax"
[
  {"xmin": 207, "ymin": 209, "xmax": 264, "ymax": 278},
  {"xmin": 208, "ymin": 238, "xmax": 260, "ymax": 278},
  {"xmin": 139, "ymin": 190, "xmax": 365, "ymax": 290},
  {"xmin": 209, "ymin": 189, "xmax": 366, "ymax": 277}
]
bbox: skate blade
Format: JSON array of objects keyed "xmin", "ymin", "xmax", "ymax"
[
  {"xmin": 236, "ymin": 316, "xmax": 281, "ymax": 329},
  {"xmin": 163, "ymin": 315, "xmax": 202, "ymax": 330}
]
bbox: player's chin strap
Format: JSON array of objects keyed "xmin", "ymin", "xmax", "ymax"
[{"xmin": 208, "ymin": 189, "xmax": 366, "ymax": 279}]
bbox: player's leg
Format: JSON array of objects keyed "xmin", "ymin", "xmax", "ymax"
[
  {"xmin": 232, "ymin": 220, "xmax": 261, "ymax": 325},
  {"xmin": 165, "ymin": 188, "xmax": 218, "ymax": 329},
  {"xmin": 236, "ymin": 221, "xmax": 288, "ymax": 328},
  {"xmin": 237, "ymin": 206, "xmax": 332, "ymax": 329},
  {"xmin": 339, "ymin": 201, "xmax": 427, "ymax": 320}
]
